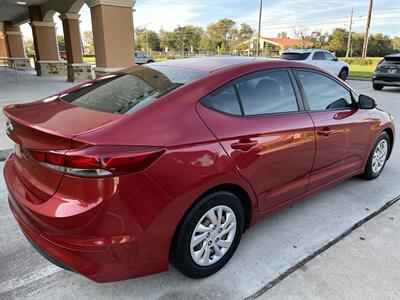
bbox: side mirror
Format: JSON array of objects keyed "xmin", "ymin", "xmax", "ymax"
[{"xmin": 358, "ymin": 94, "xmax": 377, "ymax": 109}]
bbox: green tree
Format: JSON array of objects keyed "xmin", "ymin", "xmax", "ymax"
[
  {"xmin": 24, "ymin": 38, "xmax": 35, "ymax": 56},
  {"xmin": 349, "ymin": 32, "xmax": 364, "ymax": 57},
  {"xmin": 326, "ymin": 28, "xmax": 348, "ymax": 56},
  {"xmin": 57, "ymin": 35, "xmax": 65, "ymax": 52},
  {"xmin": 159, "ymin": 25, "xmax": 203, "ymax": 52},
  {"xmin": 206, "ymin": 18, "xmax": 237, "ymax": 53},
  {"xmin": 135, "ymin": 28, "xmax": 160, "ymax": 52},
  {"xmin": 367, "ymin": 34, "xmax": 394, "ymax": 57},
  {"xmin": 82, "ymin": 31, "xmax": 94, "ymax": 54},
  {"xmin": 393, "ymin": 36, "xmax": 400, "ymax": 51},
  {"xmin": 238, "ymin": 23, "xmax": 255, "ymax": 42}
]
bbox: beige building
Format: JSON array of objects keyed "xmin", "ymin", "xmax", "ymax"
[{"xmin": 0, "ymin": 0, "xmax": 136, "ymax": 82}]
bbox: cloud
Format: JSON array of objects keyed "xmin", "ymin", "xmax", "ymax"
[{"xmin": 20, "ymin": 0, "xmax": 400, "ymax": 40}]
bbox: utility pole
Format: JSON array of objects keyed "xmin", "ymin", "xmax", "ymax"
[
  {"xmin": 362, "ymin": 0, "xmax": 373, "ymax": 58},
  {"xmin": 255, "ymin": 0, "xmax": 263, "ymax": 57},
  {"xmin": 346, "ymin": 7, "xmax": 353, "ymax": 58}
]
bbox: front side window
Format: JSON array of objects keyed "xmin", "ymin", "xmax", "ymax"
[
  {"xmin": 236, "ymin": 70, "xmax": 299, "ymax": 115},
  {"xmin": 324, "ymin": 52, "xmax": 336, "ymax": 61},
  {"xmin": 200, "ymin": 84, "xmax": 241, "ymax": 115},
  {"xmin": 60, "ymin": 65, "xmax": 207, "ymax": 114},
  {"xmin": 296, "ymin": 70, "xmax": 353, "ymax": 110}
]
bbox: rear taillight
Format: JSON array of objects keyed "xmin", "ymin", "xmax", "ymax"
[{"xmin": 30, "ymin": 145, "xmax": 165, "ymax": 177}]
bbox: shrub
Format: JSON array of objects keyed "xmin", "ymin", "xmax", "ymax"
[{"xmin": 340, "ymin": 57, "xmax": 383, "ymax": 66}]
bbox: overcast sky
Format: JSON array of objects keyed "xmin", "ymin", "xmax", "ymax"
[{"xmin": 21, "ymin": 0, "xmax": 400, "ymax": 39}]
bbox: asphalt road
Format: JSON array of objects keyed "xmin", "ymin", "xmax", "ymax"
[{"xmin": 0, "ymin": 80, "xmax": 399, "ymax": 299}]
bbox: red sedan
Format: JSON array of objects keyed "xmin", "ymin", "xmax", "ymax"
[{"xmin": 3, "ymin": 57, "xmax": 395, "ymax": 282}]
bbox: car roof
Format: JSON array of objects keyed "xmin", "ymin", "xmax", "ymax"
[
  {"xmin": 150, "ymin": 56, "xmax": 277, "ymax": 72},
  {"xmin": 385, "ymin": 53, "xmax": 400, "ymax": 58},
  {"xmin": 283, "ymin": 48, "xmax": 329, "ymax": 53}
]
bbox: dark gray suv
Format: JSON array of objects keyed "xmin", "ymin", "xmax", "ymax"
[{"xmin": 372, "ymin": 54, "xmax": 400, "ymax": 90}]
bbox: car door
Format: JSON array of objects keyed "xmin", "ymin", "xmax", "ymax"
[
  {"xmin": 294, "ymin": 69, "xmax": 372, "ymax": 191},
  {"xmin": 311, "ymin": 51, "xmax": 335, "ymax": 75},
  {"xmin": 196, "ymin": 69, "xmax": 316, "ymax": 212},
  {"xmin": 323, "ymin": 52, "xmax": 340, "ymax": 75},
  {"xmin": 135, "ymin": 52, "xmax": 144, "ymax": 64}
]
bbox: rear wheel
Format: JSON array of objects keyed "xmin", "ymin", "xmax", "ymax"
[
  {"xmin": 362, "ymin": 132, "xmax": 390, "ymax": 180},
  {"xmin": 338, "ymin": 68, "xmax": 348, "ymax": 81},
  {"xmin": 170, "ymin": 191, "xmax": 244, "ymax": 278},
  {"xmin": 373, "ymin": 83, "xmax": 384, "ymax": 90}
]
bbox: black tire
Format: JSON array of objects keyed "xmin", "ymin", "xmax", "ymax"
[
  {"xmin": 147, "ymin": 60, "xmax": 154, "ymax": 63},
  {"xmin": 373, "ymin": 83, "xmax": 384, "ymax": 91},
  {"xmin": 361, "ymin": 132, "xmax": 390, "ymax": 180},
  {"xmin": 170, "ymin": 191, "xmax": 244, "ymax": 279},
  {"xmin": 338, "ymin": 68, "xmax": 348, "ymax": 81}
]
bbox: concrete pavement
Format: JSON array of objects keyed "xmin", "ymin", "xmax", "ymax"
[
  {"xmin": 0, "ymin": 80, "xmax": 399, "ymax": 299},
  {"xmin": 261, "ymin": 199, "xmax": 400, "ymax": 300},
  {"xmin": 0, "ymin": 69, "xmax": 76, "ymax": 151}
]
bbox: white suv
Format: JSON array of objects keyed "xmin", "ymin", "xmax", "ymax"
[
  {"xmin": 280, "ymin": 49, "xmax": 349, "ymax": 81},
  {"xmin": 135, "ymin": 51, "xmax": 155, "ymax": 65}
]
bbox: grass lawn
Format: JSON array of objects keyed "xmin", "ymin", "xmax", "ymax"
[
  {"xmin": 83, "ymin": 56, "xmax": 96, "ymax": 63},
  {"xmin": 349, "ymin": 65, "xmax": 376, "ymax": 79}
]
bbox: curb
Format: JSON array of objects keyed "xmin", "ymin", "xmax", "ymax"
[
  {"xmin": 348, "ymin": 77, "xmax": 371, "ymax": 82},
  {"xmin": 246, "ymin": 194, "xmax": 400, "ymax": 299},
  {"xmin": 0, "ymin": 149, "xmax": 12, "ymax": 161}
]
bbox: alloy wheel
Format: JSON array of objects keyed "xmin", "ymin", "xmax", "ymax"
[
  {"xmin": 372, "ymin": 139, "xmax": 388, "ymax": 174},
  {"xmin": 190, "ymin": 205, "xmax": 237, "ymax": 266}
]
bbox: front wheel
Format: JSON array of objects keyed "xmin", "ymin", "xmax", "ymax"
[
  {"xmin": 170, "ymin": 191, "xmax": 244, "ymax": 278},
  {"xmin": 338, "ymin": 68, "xmax": 348, "ymax": 81},
  {"xmin": 361, "ymin": 132, "xmax": 390, "ymax": 180},
  {"xmin": 373, "ymin": 83, "xmax": 384, "ymax": 90}
]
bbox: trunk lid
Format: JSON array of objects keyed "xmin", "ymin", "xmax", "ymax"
[
  {"xmin": 4, "ymin": 99, "xmax": 123, "ymax": 203},
  {"xmin": 377, "ymin": 54, "xmax": 400, "ymax": 73}
]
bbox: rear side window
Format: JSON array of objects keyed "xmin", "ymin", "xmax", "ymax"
[
  {"xmin": 280, "ymin": 52, "xmax": 311, "ymax": 60},
  {"xmin": 296, "ymin": 70, "xmax": 353, "ymax": 110},
  {"xmin": 312, "ymin": 52, "xmax": 326, "ymax": 60},
  {"xmin": 60, "ymin": 65, "xmax": 207, "ymax": 114},
  {"xmin": 200, "ymin": 84, "xmax": 241, "ymax": 115},
  {"xmin": 236, "ymin": 70, "xmax": 299, "ymax": 115}
]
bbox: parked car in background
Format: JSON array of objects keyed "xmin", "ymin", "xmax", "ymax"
[
  {"xmin": 59, "ymin": 51, "xmax": 67, "ymax": 60},
  {"xmin": 135, "ymin": 51, "xmax": 155, "ymax": 64},
  {"xmin": 372, "ymin": 53, "xmax": 400, "ymax": 90},
  {"xmin": 280, "ymin": 49, "xmax": 349, "ymax": 81},
  {"xmin": 3, "ymin": 57, "xmax": 394, "ymax": 282}
]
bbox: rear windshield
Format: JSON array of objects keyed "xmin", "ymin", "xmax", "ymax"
[
  {"xmin": 382, "ymin": 55, "xmax": 400, "ymax": 64},
  {"xmin": 60, "ymin": 65, "xmax": 207, "ymax": 114},
  {"xmin": 280, "ymin": 52, "xmax": 311, "ymax": 60}
]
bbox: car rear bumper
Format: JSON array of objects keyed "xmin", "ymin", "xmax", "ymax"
[
  {"xmin": 372, "ymin": 73, "xmax": 400, "ymax": 86},
  {"xmin": 4, "ymin": 156, "xmax": 169, "ymax": 282}
]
